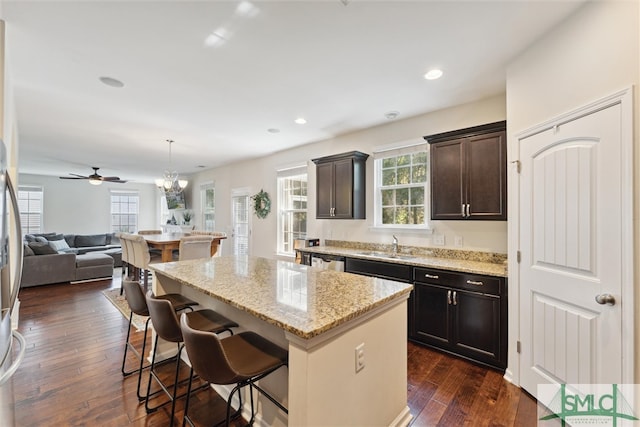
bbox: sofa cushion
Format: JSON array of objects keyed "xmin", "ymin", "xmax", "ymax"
[
  {"xmin": 23, "ymin": 244, "xmax": 35, "ymax": 257},
  {"xmin": 75, "ymin": 252, "xmax": 113, "ymax": 268},
  {"xmin": 48, "ymin": 239, "xmax": 71, "ymax": 252},
  {"xmin": 24, "ymin": 234, "xmax": 37, "ymax": 243},
  {"xmin": 64, "ymin": 234, "xmax": 76, "ymax": 247},
  {"xmin": 29, "ymin": 242, "xmax": 58, "ymax": 255},
  {"xmin": 75, "ymin": 234, "xmax": 107, "ymax": 247},
  {"xmin": 46, "ymin": 233, "xmax": 65, "ymax": 241},
  {"xmin": 35, "ymin": 236, "xmax": 48, "ymax": 244}
]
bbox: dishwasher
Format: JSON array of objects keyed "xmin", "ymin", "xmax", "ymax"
[{"xmin": 311, "ymin": 254, "xmax": 345, "ymax": 272}]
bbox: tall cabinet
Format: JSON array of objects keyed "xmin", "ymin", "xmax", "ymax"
[
  {"xmin": 312, "ymin": 151, "xmax": 368, "ymax": 219},
  {"xmin": 425, "ymin": 121, "xmax": 507, "ymax": 220}
]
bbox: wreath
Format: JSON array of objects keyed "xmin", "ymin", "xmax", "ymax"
[{"xmin": 251, "ymin": 189, "xmax": 271, "ymax": 219}]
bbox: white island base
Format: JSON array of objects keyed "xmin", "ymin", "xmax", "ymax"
[{"xmin": 152, "ymin": 258, "xmax": 412, "ymax": 427}]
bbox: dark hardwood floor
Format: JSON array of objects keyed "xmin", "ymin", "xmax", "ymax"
[{"xmin": 11, "ymin": 273, "xmax": 537, "ymax": 426}]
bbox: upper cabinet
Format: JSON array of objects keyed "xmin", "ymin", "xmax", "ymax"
[
  {"xmin": 425, "ymin": 121, "xmax": 507, "ymax": 221},
  {"xmin": 312, "ymin": 151, "xmax": 369, "ymax": 219}
]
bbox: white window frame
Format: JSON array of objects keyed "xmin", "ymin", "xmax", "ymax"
[
  {"xmin": 373, "ymin": 141, "xmax": 430, "ymax": 231},
  {"xmin": 277, "ymin": 165, "xmax": 308, "ymax": 257},
  {"xmin": 200, "ymin": 182, "xmax": 215, "ymax": 231},
  {"xmin": 110, "ymin": 190, "xmax": 139, "ymax": 233},
  {"xmin": 18, "ymin": 185, "xmax": 43, "ymax": 235}
]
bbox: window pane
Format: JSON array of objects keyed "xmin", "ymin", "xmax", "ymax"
[
  {"xmin": 278, "ymin": 172, "xmax": 308, "ymax": 255},
  {"xmin": 375, "ymin": 149, "xmax": 428, "ymax": 227},
  {"xmin": 382, "ymin": 169, "xmax": 396, "ymax": 186}
]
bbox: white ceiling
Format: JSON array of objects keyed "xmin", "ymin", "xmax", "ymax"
[{"xmin": 2, "ymin": 0, "xmax": 584, "ymax": 184}]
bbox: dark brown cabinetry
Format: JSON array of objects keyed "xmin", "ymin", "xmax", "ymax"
[
  {"xmin": 412, "ymin": 267, "xmax": 507, "ymax": 370},
  {"xmin": 312, "ymin": 151, "xmax": 368, "ymax": 219},
  {"xmin": 425, "ymin": 121, "xmax": 507, "ymax": 220}
]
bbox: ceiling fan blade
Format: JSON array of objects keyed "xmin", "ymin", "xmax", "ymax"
[
  {"xmin": 101, "ymin": 176, "xmax": 121, "ymax": 181},
  {"xmin": 59, "ymin": 176, "xmax": 86, "ymax": 180},
  {"xmin": 68, "ymin": 173, "xmax": 89, "ymax": 178},
  {"xmin": 110, "ymin": 180, "xmax": 128, "ymax": 184}
]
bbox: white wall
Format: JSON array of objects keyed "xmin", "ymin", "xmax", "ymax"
[
  {"xmin": 188, "ymin": 94, "xmax": 508, "ymax": 259},
  {"xmin": 506, "ymin": 0, "xmax": 639, "ymax": 383},
  {"xmin": 18, "ymin": 174, "xmax": 160, "ymax": 234}
]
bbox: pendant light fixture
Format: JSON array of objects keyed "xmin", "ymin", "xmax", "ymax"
[{"xmin": 155, "ymin": 139, "xmax": 188, "ymax": 193}]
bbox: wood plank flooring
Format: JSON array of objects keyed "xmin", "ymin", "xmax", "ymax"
[{"xmin": 11, "ymin": 274, "xmax": 537, "ymax": 426}]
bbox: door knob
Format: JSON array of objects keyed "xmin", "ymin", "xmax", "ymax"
[{"xmin": 595, "ymin": 294, "xmax": 616, "ymax": 306}]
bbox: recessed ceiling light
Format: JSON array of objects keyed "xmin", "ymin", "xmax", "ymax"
[
  {"xmin": 267, "ymin": 128, "xmax": 280, "ymax": 134},
  {"xmin": 99, "ymin": 76, "xmax": 124, "ymax": 88},
  {"xmin": 385, "ymin": 111, "xmax": 399, "ymax": 120},
  {"xmin": 294, "ymin": 118, "xmax": 307, "ymax": 125},
  {"xmin": 424, "ymin": 69, "xmax": 443, "ymax": 80}
]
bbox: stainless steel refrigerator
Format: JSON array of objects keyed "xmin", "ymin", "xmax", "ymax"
[{"xmin": 0, "ymin": 139, "xmax": 25, "ymax": 425}]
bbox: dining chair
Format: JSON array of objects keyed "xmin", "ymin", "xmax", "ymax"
[
  {"xmin": 178, "ymin": 235, "xmax": 214, "ymax": 261},
  {"xmin": 130, "ymin": 235, "xmax": 160, "ymax": 292}
]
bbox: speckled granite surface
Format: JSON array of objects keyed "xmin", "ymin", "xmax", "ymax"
[
  {"xmin": 299, "ymin": 240, "xmax": 508, "ymax": 277},
  {"xmin": 150, "ymin": 256, "xmax": 413, "ymax": 340}
]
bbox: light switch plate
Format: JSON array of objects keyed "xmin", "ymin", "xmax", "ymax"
[
  {"xmin": 433, "ymin": 234, "xmax": 445, "ymax": 246},
  {"xmin": 454, "ymin": 236, "xmax": 463, "ymax": 247}
]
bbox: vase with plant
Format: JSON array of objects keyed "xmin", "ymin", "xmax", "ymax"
[{"xmin": 182, "ymin": 210, "xmax": 192, "ymax": 225}]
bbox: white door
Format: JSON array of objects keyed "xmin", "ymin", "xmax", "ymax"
[
  {"xmin": 518, "ymin": 90, "xmax": 633, "ymax": 395},
  {"xmin": 231, "ymin": 189, "xmax": 251, "ymax": 256}
]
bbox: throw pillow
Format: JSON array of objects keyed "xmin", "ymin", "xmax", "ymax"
[
  {"xmin": 46, "ymin": 233, "xmax": 65, "ymax": 241},
  {"xmin": 23, "ymin": 244, "xmax": 35, "ymax": 257},
  {"xmin": 28, "ymin": 242, "xmax": 58, "ymax": 255},
  {"xmin": 24, "ymin": 234, "xmax": 36, "ymax": 243},
  {"xmin": 48, "ymin": 239, "xmax": 70, "ymax": 251},
  {"xmin": 35, "ymin": 236, "xmax": 48, "ymax": 244}
]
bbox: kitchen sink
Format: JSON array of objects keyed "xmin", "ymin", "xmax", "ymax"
[{"xmin": 356, "ymin": 251, "xmax": 416, "ymax": 261}]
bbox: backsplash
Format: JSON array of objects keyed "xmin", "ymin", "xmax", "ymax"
[{"xmin": 325, "ymin": 240, "xmax": 507, "ymax": 265}]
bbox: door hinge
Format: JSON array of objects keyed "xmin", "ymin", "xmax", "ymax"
[
  {"xmin": 517, "ymin": 341, "xmax": 521, "ymax": 353},
  {"xmin": 517, "ymin": 251, "xmax": 521, "ymax": 263},
  {"xmin": 510, "ymin": 160, "xmax": 521, "ymax": 173}
]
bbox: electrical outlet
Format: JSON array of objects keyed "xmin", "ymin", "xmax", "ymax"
[
  {"xmin": 433, "ymin": 234, "xmax": 445, "ymax": 246},
  {"xmin": 454, "ymin": 236, "xmax": 463, "ymax": 247},
  {"xmin": 355, "ymin": 343, "xmax": 365, "ymax": 372}
]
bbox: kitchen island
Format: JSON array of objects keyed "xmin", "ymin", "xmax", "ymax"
[{"xmin": 150, "ymin": 256, "xmax": 413, "ymax": 427}]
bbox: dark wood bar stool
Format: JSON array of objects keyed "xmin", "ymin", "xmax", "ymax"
[
  {"xmin": 145, "ymin": 292, "xmax": 238, "ymax": 427},
  {"xmin": 180, "ymin": 313, "xmax": 289, "ymax": 427},
  {"xmin": 120, "ymin": 280, "xmax": 199, "ymax": 401}
]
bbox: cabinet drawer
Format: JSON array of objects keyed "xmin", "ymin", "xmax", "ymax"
[
  {"xmin": 345, "ymin": 258, "xmax": 412, "ymax": 282},
  {"xmin": 413, "ymin": 267, "xmax": 502, "ymax": 296}
]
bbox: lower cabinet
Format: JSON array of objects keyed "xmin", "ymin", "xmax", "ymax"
[{"xmin": 412, "ymin": 267, "xmax": 507, "ymax": 370}]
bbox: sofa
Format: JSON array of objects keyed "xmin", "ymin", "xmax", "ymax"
[{"xmin": 21, "ymin": 232, "xmax": 122, "ymax": 288}]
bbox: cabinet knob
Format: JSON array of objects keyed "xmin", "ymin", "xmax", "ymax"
[
  {"xmin": 595, "ymin": 294, "xmax": 615, "ymax": 306},
  {"xmin": 425, "ymin": 273, "xmax": 439, "ymax": 280},
  {"xmin": 466, "ymin": 280, "xmax": 484, "ymax": 286}
]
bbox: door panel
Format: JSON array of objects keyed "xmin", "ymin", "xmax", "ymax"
[
  {"xmin": 453, "ymin": 291, "xmax": 501, "ymax": 363},
  {"xmin": 332, "ymin": 158, "xmax": 353, "ymax": 218},
  {"xmin": 231, "ymin": 192, "xmax": 250, "ymax": 256},
  {"xmin": 315, "ymin": 162, "xmax": 333, "ymax": 218},
  {"xmin": 413, "ymin": 283, "xmax": 450, "ymax": 345},
  {"xmin": 520, "ymin": 102, "xmax": 625, "ymax": 393}
]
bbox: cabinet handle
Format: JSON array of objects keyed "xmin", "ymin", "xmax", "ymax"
[
  {"xmin": 453, "ymin": 291, "xmax": 458, "ymax": 305},
  {"xmin": 466, "ymin": 204, "xmax": 470, "ymax": 218},
  {"xmin": 466, "ymin": 280, "xmax": 484, "ymax": 286},
  {"xmin": 461, "ymin": 203, "xmax": 466, "ymax": 217},
  {"xmin": 447, "ymin": 290, "xmax": 452, "ymax": 305},
  {"xmin": 424, "ymin": 273, "xmax": 439, "ymax": 280}
]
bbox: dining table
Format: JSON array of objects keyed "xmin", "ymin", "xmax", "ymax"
[{"xmin": 140, "ymin": 233, "xmax": 227, "ymax": 263}]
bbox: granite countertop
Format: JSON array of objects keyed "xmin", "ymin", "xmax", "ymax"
[
  {"xmin": 298, "ymin": 245, "xmax": 508, "ymax": 277},
  {"xmin": 150, "ymin": 256, "xmax": 413, "ymax": 340}
]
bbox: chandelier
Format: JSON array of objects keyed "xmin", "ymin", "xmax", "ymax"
[{"xmin": 155, "ymin": 139, "xmax": 188, "ymax": 193}]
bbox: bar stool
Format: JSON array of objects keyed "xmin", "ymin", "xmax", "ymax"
[
  {"xmin": 120, "ymin": 280, "xmax": 199, "ymax": 400},
  {"xmin": 145, "ymin": 291, "xmax": 239, "ymax": 427},
  {"xmin": 178, "ymin": 235, "xmax": 213, "ymax": 261},
  {"xmin": 180, "ymin": 313, "xmax": 288, "ymax": 427}
]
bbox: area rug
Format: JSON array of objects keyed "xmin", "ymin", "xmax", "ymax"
[{"xmin": 102, "ymin": 288, "xmax": 146, "ymax": 331}]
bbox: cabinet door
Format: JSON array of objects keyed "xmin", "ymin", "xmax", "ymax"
[
  {"xmin": 413, "ymin": 282, "xmax": 451, "ymax": 346},
  {"xmin": 332, "ymin": 158, "xmax": 354, "ymax": 218},
  {"xmin": 451, "ymin": 290, "xmax": 504, "ymax": 368},
  {"xmin": 315, "ymin": 162, "xmax": 334, "ymax": 218},
  {"xmin": 430, "ymin": 139, "xmax": 465, "ymax": 220},
  {"xmin": 465, "ymin": 131, "xmax": 506, "ymax": 219}
]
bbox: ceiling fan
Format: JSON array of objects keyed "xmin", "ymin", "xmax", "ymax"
[{"xmin": 59, "ymin": 167, "xmax": 127, "ymax": 185}]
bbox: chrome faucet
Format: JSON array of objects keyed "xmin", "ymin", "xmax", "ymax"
[{"xmin": 392, "ymin": 235, "xmax": 398, "ymax": 255}]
